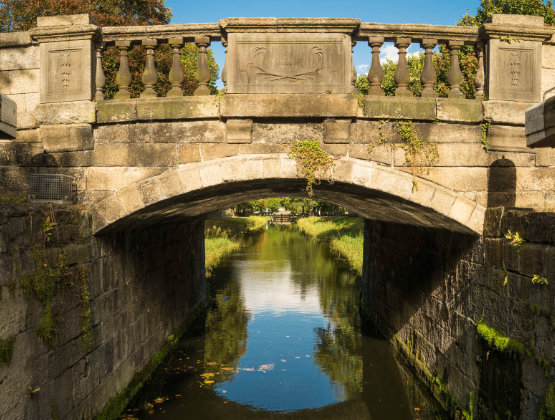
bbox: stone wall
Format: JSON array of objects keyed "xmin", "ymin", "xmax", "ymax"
[
  {"xmin": 361, "ymin": 208, "xmax": 554, "ymax": 418},
  {"xmin": 0, "ymin": 202, "xmax": 206, "ymax": 419},
  {"xmin": 0, "ymin": 33, "xmax": 41, "ymax": 194}
]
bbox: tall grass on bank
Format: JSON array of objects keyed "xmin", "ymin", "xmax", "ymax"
[
  {"xmin": 204, "ymin": 216, "xmax": 270, "ymax": 276},
  {"xmin": 297, "ymin": 217, "xmax": 364, "ymax": 275}
]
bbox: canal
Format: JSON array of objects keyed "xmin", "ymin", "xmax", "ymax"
[{"xmin": 122, "ymin": 224, "xmax": 445, "ymax": 419}]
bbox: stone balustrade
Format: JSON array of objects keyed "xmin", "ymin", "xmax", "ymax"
[{"xmin": 81, "ymin": 15, "xmax": 553, "ymax": 102}]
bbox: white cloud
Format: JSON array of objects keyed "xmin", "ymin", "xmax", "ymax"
[
  {"xmin": 356, "ymin": 64, "xmax": 369, "ymax": 73},
  {"xmin": 379, "ymin": 44, "xmax": 421, "ymax": 65}
]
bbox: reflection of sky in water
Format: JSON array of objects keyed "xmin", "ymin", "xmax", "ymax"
[{"xmin": 214, "ymin": 259, "xmax": 344, "ymax": 411}]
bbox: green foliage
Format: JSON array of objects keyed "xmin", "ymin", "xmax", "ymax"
[
  {"xmin": 505, "ymin": 230, "xmax": 525, "ymax": 248},
  {"xmin": 370, "ymin": 120, "xmax": 439, "ymax": 190},
  {"xmin": 481, "ymin": 122, "xmax": 490, "ymax": 151},
  {"xmin": 532, "ymin": 274, "xmax": 549, "ymax": 285},
  {"xmin": 0, "ymin": 0, "xmax": 172, "ymax": 32},
  {"xmin": 288, "ymin": 139, "xmax": 335, "ymax": 197},
  {"xmin": 0, "ymin": 194, "xmax": 27, "ymax": 202},
  {"xmin": 204, "ymin": 216, "xmax": 271, "ymax": 276},
  {"xmin": 544, "ymin": 383, "xmax": 555, "ymax": 419},
  {"xmin": 0, "ymin": 336, "xmax": 15, "ymax": 364},
  {"xmin": 297, "ymin": 217, "xmax": 364, "ymax": 275},
  {"xmin": 458, "ymin": 0, "xmax": 555, "ymax": 26},
  {"xmin": 51, "ymin": 400, "xmax": 60, "ymax": 420},
  {"xmin": 78, "ymin": 265, "xmax": 94, "ymax": 352},
  {"xmin": 475, "ymin": 320, "xmax": 531, "ymax": 358}
]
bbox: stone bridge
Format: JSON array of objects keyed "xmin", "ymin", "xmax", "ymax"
[{"xmin": 0, "ymin": 13, "xmax": 554, "ymax": 420}]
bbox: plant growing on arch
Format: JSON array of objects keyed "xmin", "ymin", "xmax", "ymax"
[{"xmin": 288, "ymin": 139, "xmax": 335, "ymax": 197}]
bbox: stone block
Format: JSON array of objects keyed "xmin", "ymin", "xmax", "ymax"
[
  {"xmin": 40, "ymin": 39, "xmax": 94, "ymax": 103},
  {"xmin": 483, "ymin": 100, "xmax": 529, "ymax": 125},
  {"xmin": 172, "ymin": 120, "xmax": 225, "ymax": 143},
  {"xmin": 35, "ymin": 101, "xmax": 95, "ymax": 125},
  {"xmin": 220, "ymin": 94, "xmax": 358, "ymax": 118},
  {"xmin": 136, "ymin": 96, "xmax": 219, "ymax": 121},
  {"xmin": 156, "ymin": 170, "xmax": 185, "ymax": 199},
  {"xmin": 362, "ymin": 96, "xmax": 436, "ymax": 120},
  {"xmin": 449, "ymin": 196, "xmax": 477, "ymax": 225},
  {"xmin": 350, "ymin": 143, "xmax": 392, "ymax": 165},
  {"xmin": 96, "ymin": 100, "xmax": 137, "ymax": 123},
  {"xmin": 487, "ymin": 124, "xmax": 527, "ymax": 151},
  {"xmin": 436, "ymin": 98, "xmax": 482, "ymax": 122},
  {"xmin": 226, "ymin": 119, "xmax": 252, "ymax": 144},
  {"xmin": 0, "ymin": 46, "xmax": 39, "ymax": 71},
  {"xmin": 225, "ymin": 32, "xmax": 353, "ymax": 94},
  {"xmin": 85, "ymin": 167, "xmax": 162, "ymax": 191},
  {"xmin": 252, "ymin": 122, "xmax": 321, "ymax": 144},
  {"xmin": 200, "ymin": 144, "xmax": 238, "ymax": 161},
  {"xmin": 351, "ymin": 162, "xmax": 374, "ymax": 189},
  {"xmin": 525, "ymin": 96, "xmax": 555, "ymax": 148},
  {"xmin": 178, "ymin": 144, "xmax": 201, "ymax": 163},
  {"xmin": 199, "ymin": 162, "xmax": 223, "ymax": 187},
  {"xmin": 423, "ymin": 167, "xmax": 487, "ymax": 192},
  {"xmin": 0, "ymin": 94, "xmax": 17, "ymax": 138},
  {"xmin": 0, "ymin": 69, "xmax": 39, "ymax": 95},
  {"xmin": 116, "ymin": 186, "xmax": 144, "ymax": 217},
  {"xmin": 129, "ymin": 144, "xmax": 176, "ymax": 167},
  {"xmin": 371, "ymin": 168, "xmax": 412, "ymax": 199},
  {"xmin": 15, "ymin": 129, "xmax": 40, "ymax": 143},
  {"xmin": 93, "ymin": 144, "xmax": 130, "ymax": 166},
  {"xmin": 0, "ymin": 32, "xmax": 32, "ymax": 48},
  {"xmin": 137, "ymin": 178, "xmax": 164, "ymax": 206},
  {"xmin": 487, "ymin": 38, "xmax": 542, "ymax": 103},
  {"xmin": 323, "ymin": 119, "xmax": 351, "ymax": 144},
  {"xmin": 177, "ymin": 167, "xmax": 202, "ymax": 193},
  {"xmin": 430, "ymin": 188, "xmax": 456, "ymax": 216},
  {"xmin": 37, "ymin": 14, "xmax": 96, "ymax": 27},
  {"xmin": 237, "ymin": 144, "xmax": 284, "ymax": 155},
  {"xmin": 40, "ymin": 124, "xmax": 93, "ymax": 152},
  {"xmin": 541, "ymin": 68, "xmax": 555, "ymax": 100}
]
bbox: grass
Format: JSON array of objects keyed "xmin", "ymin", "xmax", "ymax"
[
  {"xmin": 297, "ymin": 216, "xmax": 364, "ymax": 275},
  {"xmin": 204, "ymin": 216, "xmax": 270, "ymax": 276}
]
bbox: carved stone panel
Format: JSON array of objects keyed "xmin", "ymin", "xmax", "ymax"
[
  {"xmin": 488, "ymin": 39, "xmax": 541, "ymax": 103},
  {"xmin": 40, "ymin": 39, "xmax": 94, "ymax": 103},
  {"xmin": 225, "ymin": 33, "xmax": 353, "ymax": 94}
]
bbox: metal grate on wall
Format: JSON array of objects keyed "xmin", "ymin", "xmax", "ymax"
[{"xmin": 28, "ymin": 174, "xmax": 74, "ymax": 204}]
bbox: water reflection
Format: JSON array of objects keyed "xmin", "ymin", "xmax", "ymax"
[{"xmin": 123, "ymin": 225, "xmax": 444, "ymax": 419}]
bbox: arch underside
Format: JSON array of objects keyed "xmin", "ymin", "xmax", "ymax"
[{"xmin": 92, "ymin": 155, "xmax": 485, "ymax": 235}]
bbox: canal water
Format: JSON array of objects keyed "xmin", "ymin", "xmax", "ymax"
[{"xmin": 122, "ymin": 224, "xmax": 445, "ymax": 419}]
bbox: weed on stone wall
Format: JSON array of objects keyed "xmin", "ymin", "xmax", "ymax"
[
  {"xmin": 539, "ymin": 382, "xmax": 555, "ymax": 420},
  {"xmin": 0, "ymin": 336, "xmax": 15, "ymax": 365},
  {"xmin": 480, "ymin": 122, "xmax": 490, "ymax": 151},
  {"xmin": 475, "ymin": 320, "xmax": 530, "ymax": 359},
  {"xmin": 369, "ymin": 120, "xmax": 439, "ymax": 191},
  {"xmin": 16, "ymin": 211, "xmax": 93, "ymax": 349},
  {"xmin": 504, "ymin": 231, "xmax": 549, "ymax": 286},
  {"xmin": 288, "ymin": 139, "xmax": 335, "ymax": 197}
]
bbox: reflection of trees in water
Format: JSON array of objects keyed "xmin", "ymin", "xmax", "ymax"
[
  {"xmin": 270, "ymin": 226, "xmax": 364, "ymax": 400},
  {"xmin": 204, "ymin": 275, "xmax": 249, "ymax": 382},
  {"xmin": 204, "ymin": 226, "xmax": 364, "ymax": 399}
]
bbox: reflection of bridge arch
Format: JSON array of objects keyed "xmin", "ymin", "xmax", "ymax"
[{"xmin": 92, "ymin": 154, "xmax": 485, "ymax": 235}]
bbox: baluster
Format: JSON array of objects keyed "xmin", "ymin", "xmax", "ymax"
[
  {"xmin": 95, "ymin": 42, "xmax": 105, "ymax": 101},
  {"xmin": 447, "ymin": 40, "xmax": 464, "ymax": 98},
  {"xmin": 394, "ymin": 38, "xmax": 411, "ymax": 97},
  {"xmin": 141, "ymin": 39, "xmax": 158, "ymax": 98},
  {"xmin": 114, "ymin": 40, "xmax": 132, "ymax": 99},
  {"xmin": 474, "ymin": 42, "xmax": 485, "ymax": 100},
  {"xmin": 194, "ymin": 36, "xmax": 211, "ymax": 96},
  {"xmin": 367, "ymin": 36, "xmax": 384, "ymax": 96},
  {"xmin": 420, "ymin": 38, "xmax": 437, "ymax": 97},
  {"xmin": 167, "ymin": 37, "xmax": 184, "ymax": 97}
]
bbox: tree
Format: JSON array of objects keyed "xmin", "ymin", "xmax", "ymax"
[
  {"xmin": 0, "ymin": 0, "xmax": 220, "ymax": 98},
  {"xmin": 0, "ymin": 0, "xmax": 172, "ymax": 31},
  {"xmin": 458, "ymin": 0, "xmax": 554, "ymax": 26}
]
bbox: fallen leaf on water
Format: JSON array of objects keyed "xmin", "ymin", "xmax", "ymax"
[
  {"xmin": 200, "ymin": 373, "xmax": 215, "ymax": 378},
  {"xmin": 153, "ymin": 397, "xmax": 166, "ymax": 404},
  {"xmin": 414, "ymin": 407, "xmax": 420, "ymax": 411},
  {"xmin": 222, "ymin": 367, "xmax": 235, "ymax": 371},
  {"xmin": 204, "ymin": 379, "xmax": 214, "ymax": 384}
]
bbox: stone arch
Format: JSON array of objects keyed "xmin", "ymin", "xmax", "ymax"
[{"xmin": 91, "ymin": 153, "xmax": 485, "ymax": 235}]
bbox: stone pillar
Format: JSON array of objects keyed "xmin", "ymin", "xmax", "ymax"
[
  {"xmin": 420, "ymin": 38, "xmax": 437, "ymax": 97},
  {"xmin": 474, "ymin": 42, "xmax": 485, "ymax": 100},
  {"xmin": 367, "ymin": 36, "xmax": 384, "ymax": 96},
  {"xmin": 194, "ymin": 36, "xmax": 211, "ymax": 96},
  {"xmin": 484, "ymin": 14, "xmax": 549, "ymax": 103},
  {"xmin": 141, "ymin": 39, "xmax": 158, "ymax": 98},
  {"xmin": 167, "ymin": 37, "xmax": 184, "ymax": 97},
  {"xmin": 394, "ymin": 38, "xmax": 411, "ymax": 97},
  {"xmin": 30, "ymin": 14, "xmax": 99, "ymax": 103},
  {"xmin": 447, "ymin": 40, "xmax": 464, "ymax": 98},
  {"xmin": 95, "ymin": 42, "xmax": 105, "ymax": 101},
  {"xmin": 114, "ymin": 40, "xmax": 132, "ymax": 99}
]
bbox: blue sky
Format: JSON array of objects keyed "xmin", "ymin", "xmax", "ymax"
[{"xmin": 166, "ymin": 0, "xmax": 483, "ymax": 86}]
